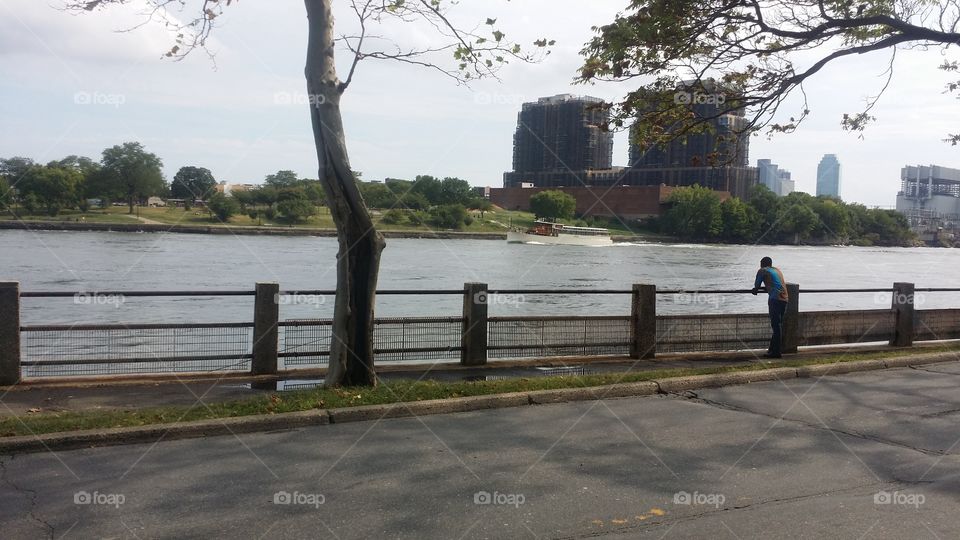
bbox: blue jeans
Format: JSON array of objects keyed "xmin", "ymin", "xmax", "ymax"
[{"xmin": 768, "ymin": 299, "xmax": 788, "ymax": 356}]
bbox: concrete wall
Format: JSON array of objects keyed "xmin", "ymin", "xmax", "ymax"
[{"xmin": 491, "ymin": 185, "xmax": 679, "ymax": 220}]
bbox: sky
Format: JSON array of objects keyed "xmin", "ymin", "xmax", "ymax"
[{"xmin": 1, "ymin": 0, "xmax": 958, "ymax": 207}]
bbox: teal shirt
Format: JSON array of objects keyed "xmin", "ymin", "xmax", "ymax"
[{"xmin": 755, "ymin": 267, "xmax": 789, "ymax": 302}]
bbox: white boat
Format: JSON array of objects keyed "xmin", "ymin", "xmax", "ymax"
[{"xmin": 506, "ymin": 220, "xmax": 613, "ymax": 246}]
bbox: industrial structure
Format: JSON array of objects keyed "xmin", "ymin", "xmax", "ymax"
[{"xmin": 896, "ymin": 165, "xmax": 960, "ymax": 242}]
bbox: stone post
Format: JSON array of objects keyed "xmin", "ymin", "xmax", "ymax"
[
  {"xmin": 251, "ymin": 282, "xmax": 280, "ymax": 376},
  {"xmin": 0, "ymin": 282, "xmax": 20, "ymax": 385},
  {"xmin": 631, "ymin": 284, "xmax": 656, "ymax": 359},
  {"xmin": 461, "ymin": 283, "xmax": 488, "ymax": 366},
  {"xmin": 783, "ymin": 283, "xmax": 800, "ymax": 354},
  {"xmin": 890, "ymin": 282, "xmax": 915, "ymax": 347}
]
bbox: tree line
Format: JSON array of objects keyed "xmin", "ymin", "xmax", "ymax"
[
  {"xmin": 0, "ymin": 144, "xmax": 491, "ymax": 228},
  {"xmin": 658, "ymin": 185, "xmax": 915, "ymax": 246}
]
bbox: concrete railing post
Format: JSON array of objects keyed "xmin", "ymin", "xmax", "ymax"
[
  {"xmin": 783, "ymin": 283, "xmax": 800, "ymax": 354},
  {"xmin": 631, "ymin": 284, "xmax": 656, "ymax": 359},
  {"xmin": 252, "ymin": 282, "xmax": 280, "ymax": 376},
  {"xmin": 461, "ymin": 283, "xmax": 488, "ymax": 366},
  {"xmin": 0, "ymin": 282, "xmax": 21, "ymax": 385},
  {"xmin": 890, "ymin": 282, "xmax": 915, "ymax": 347}
]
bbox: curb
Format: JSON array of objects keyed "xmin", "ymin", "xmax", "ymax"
[{"xmin": 1, "ymin": 353, "xmax": 957, "ymax": 455}]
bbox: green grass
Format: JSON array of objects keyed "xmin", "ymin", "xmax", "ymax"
[
  {"xmin": 2, "ymin": 344, "xmax": 958, "ymax": 438},
  {"xmin": 1, "ymin": 206, "xmax": 667, "ymax": 237}
]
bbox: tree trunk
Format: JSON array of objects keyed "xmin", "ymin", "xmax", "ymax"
[{"xmin": 305, "ymin": 0, "xmax": 386, "ymax": 387}]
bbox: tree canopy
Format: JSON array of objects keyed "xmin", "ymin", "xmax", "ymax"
[
  {"xmin": 530, "ymin": 190, "xmax": 577, "ymax": 221},
  {"xmin": 171, "ymin": 166, "xmax": 217, "ymax": 201},
  {"xmin": 579, "ymin": 1, "xmax": 960, "ymax": 149},
  {"xmin": 97, "ymin": 142, "xmax": 166, "ymax": 213}
]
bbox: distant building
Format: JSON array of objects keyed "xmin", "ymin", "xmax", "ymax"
[
  {"xmin": 756, "ymin": 159, "xmax": 793, "ymax": 196},
  {"xmin": 816, "ymin": 154, "xmax": 841, "ymax": 198},
  {"xmin": 896, "ymin": 165, "xmax": 960, "ymax": 236},
  {"xmin": 215, "ymin": 182, "xmax": 257, "ymax": 197},
  {"xmin": 630, "ymin": 81, "xmax": 749, "ymax": 169},
  {"xmin": 509, "ymin": 94, "xmax": 613, "ymax": 176}
]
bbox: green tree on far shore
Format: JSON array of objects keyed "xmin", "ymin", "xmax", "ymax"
[
  {"xmin": 171, "ymin": 166, "xmax": 217, "ymax": 201},
  {"xmin": 97, "ymin": 142, "xmax": 166, "ymax": 214},
  {"xmin": 207, "ymin": 193, "xmax": 239, "ymax": 222},
  {"xmin": 530, "ymin": 190, "xmax": 576, "ymax": 221}
]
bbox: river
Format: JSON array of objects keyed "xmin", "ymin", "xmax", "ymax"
[{"xmin": 2, "ymin": 229, "xmax": 959, "ymax": 325}]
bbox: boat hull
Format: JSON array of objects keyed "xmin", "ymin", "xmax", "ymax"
[{"xmin": 506, "ymin": 231, "xmax": 613, "ymax": 246}]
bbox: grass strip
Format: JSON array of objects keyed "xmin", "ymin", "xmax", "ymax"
[{"xmin": 2, "ymin": 345, "xmax": 958, "ymax": 438}]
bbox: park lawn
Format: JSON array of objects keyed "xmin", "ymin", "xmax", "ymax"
[
  {"xmin": 2, "ymin": 205, "xmax": 654, "ymax": 236},
  {"xmin": 2, "ymin": 344, "xmax": 959, "ymax": 438}
]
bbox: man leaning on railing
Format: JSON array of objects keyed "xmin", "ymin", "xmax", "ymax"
[{"xmin": 752, "ymin": 257, "xmax": 789, "ymax": 359}]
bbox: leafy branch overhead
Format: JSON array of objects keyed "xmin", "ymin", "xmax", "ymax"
[
  {"xmin": 578, "ymin": 0, "xmax": 960, "ymax": 150},
  {"xmin": 67, "ymin": 0, "xmax": 554, "ymax": 89}
]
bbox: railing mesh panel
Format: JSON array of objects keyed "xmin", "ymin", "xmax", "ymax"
[
  {"xmin": 914, "ymin": 309, "xmax": 960, "ymax": 341},
  {"xmin": 280, "ymin": 317, "xmax": 463, "ymax": 368},
  {"xmin": 799, "ymin": 310, "xmax": 894, "ymax": 346},
  {"xmin": 20, "ymin": 324, "xmax": 253, "ymax": 377},
  {"xmin": 488, "ymin": 317, "xmax": 631, "ymax": 359},
  {"xmin": 657, "ymin": 314, "xmax": 770, "ymax": 353}
]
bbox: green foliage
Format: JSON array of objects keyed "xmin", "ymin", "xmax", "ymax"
[
  {"xmin": 16, "ymin": 165, "xmax": 84, "ymax": 216},
  {"xmin": 381, "ymin": 209, "xmax": 405, "ymax": 225},
  {"xmin": 428, "ymin": 204, "xmax": 468, "ymax": 229},
  {"xmin": 98, "ymin": 142, "xmax": 166, "ymax": 211},
  {"xmin": 661, "ymin": 185, "xmax": 723, "ymax": 240},
  {"xmin": 276, "ymin": 194, "xmax": 316, "ymax": 223},
  {"xmin": 263, "ymin": 170, "xmax": 300, "ymax": 188},
  {"xmin": 171, "ymin": 166, "xmax": 217, "ymax": 200},
  {"xmin": 578, "ymin": 1, "xmax": 953, "ymax": 146},
  {"xmin": 529, "ymin": 190, "xmax": 576, "ymax": 220},
  {"xmin": 207, "ymin": 193, "xmax": 239, "ymax": 222},
  {"xmin": 720, "ymin": 197, "xmax": 760, "ymax": 243}
]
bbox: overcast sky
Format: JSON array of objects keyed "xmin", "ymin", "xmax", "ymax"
[{"xmin": 1, "ymin": 0, "xmax": 958, "ymax": 207}]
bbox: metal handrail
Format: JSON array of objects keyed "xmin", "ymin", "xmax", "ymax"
[{"xmin": 18, "ymin": 287, "xmax": 960, "ymax": 299}]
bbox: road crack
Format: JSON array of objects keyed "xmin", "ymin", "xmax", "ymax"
[{"xmin": 0, "ymin": 455, "xmax": 55, "ymax": 538}]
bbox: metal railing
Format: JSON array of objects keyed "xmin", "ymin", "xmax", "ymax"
[{"xmin": 1, "ymin": 281, "xmax": 959, "ymax": 383}]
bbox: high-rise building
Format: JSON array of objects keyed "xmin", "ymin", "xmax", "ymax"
[
  {"xmin": 629, "ymin": 86, "xmax": 750, "ymax": 168},
  {"xmin": 510, "ymin": 94, "xmax": 613, "ymax": 174},
  {"xmin": 757, "ymin": 159, "xmax": 794, "ymax": 196},
  {"xmin": 622, "ymin": 80, "xmax": 757, "ymax": 199},
  {"xmin": 502, "ymin": 85, "xmax": 758, "ymax": 203},
  {"xmin": 816, "ymin": 154, "xmax": 841, "ymax": 198}
]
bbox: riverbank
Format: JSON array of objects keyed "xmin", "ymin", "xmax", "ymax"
[
  {"xmin": 0, "ymin": 219, "xmax": 662, "ymax": 242},
  {"xmin": 0, "ymin": 219, "xmax": 509, "ymax": 240}
]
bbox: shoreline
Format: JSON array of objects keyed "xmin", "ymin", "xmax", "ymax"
[
  {"xmin": 0, "ymin": 219, "xmax": 510, "ymax": 240},
  {"xmin": 0, "ymin": 219, "xmax": 654, "ymax": 243}
]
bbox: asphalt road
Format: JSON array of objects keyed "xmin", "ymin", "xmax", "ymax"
[{"xmin": 4, "ymin": 362, "xmax": 960, "ymax": 539}]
